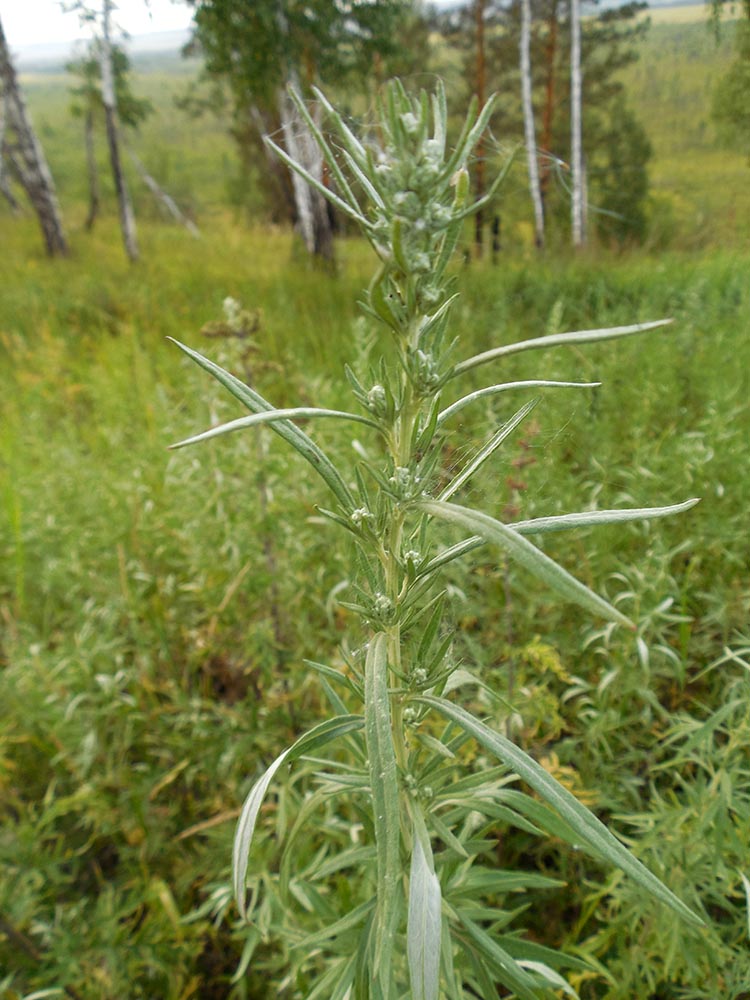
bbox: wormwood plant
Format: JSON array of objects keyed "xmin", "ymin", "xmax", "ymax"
[{"xmin": 170, "ymin": 82, "xmax": 703, "ymax": 998}]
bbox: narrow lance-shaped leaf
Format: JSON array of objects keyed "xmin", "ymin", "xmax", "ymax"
[
  {"xmin": 442, "ymin": 93, "xmax": 498, "ymax": 180},
  {"xmin": 417, "ymin": 499, "xmax": 633, "ymax": 628},
  {"xmin": 312, "ymin": 85, "xmax": 369, "ymax": 168},
  {"xmin": 232, "ymin": 715, "xmax": 363, "ymax": 919},
  {"xmin": 451, "ymin": 319, "xmax": 673, "ymax": 379},
  {"xmin": 408, "ymin": 807, "xmax": 442, "ymax": 1000},
  {"xmin": 457, "ymin": 915, "xmax": 552, "ymax": 1000},
  {"xmin": 265, "ymin": 135, "xmax": 372, "ymax": 228},
  {"xmin": 168, "ymin": 338, "xmax": 355, "ymax": 511},
  {"xmin": 439, "ymin": 399, "xmax": 539, "ymax": 503},
  {"xmin": 286, "ymin": 86, "xmax": 363, "ymax": 215},
  {"xmin": 437, "ymin": 381, "xmax": 599, "ymax": 426},
  {"xmin": 416, "ymin": 695, "xmax": 704, "ymax": 927},
  {"xmin": 510, "ymin": 498, "xmax": 700, "ymax": 535},
  {"xmin": 450, "ymin": 145, "xmax": 520, "ymax": 223},
  {"xmin": 418, "ymin": 499, "xmax": 700, "ymax": 578},
  {"xmin": 169, "ymin": 406, "xmax": 379, "ymax": 451},
  {"xmin": 364, "ymin": 633, "xmax": 401, "ymax": 987}
]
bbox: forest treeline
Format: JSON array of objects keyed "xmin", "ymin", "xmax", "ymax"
[{"xmin": 1, "ymin": 0, "xmax": 748, "ymax": 261}]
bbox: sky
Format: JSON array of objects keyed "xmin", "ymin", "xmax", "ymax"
[
  {"xmin": 0, "ymin": 0, "xmax": 462, "ymax": 51},
  {"xmin": 0, "ymin": 0, "xmax": 195, "ymax": 48}
]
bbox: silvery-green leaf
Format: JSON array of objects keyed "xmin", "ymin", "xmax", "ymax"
[
  {"xmin": 519, "ymin": 961, "xmax": 579, "ymax": 997},
  {"xmin": 438, "ymin": 381, "xmax": 598, "ymax": 426},
  {"xmin": 438, "ymin": 400, "xmax": 538, "ymax": 502},
  {"xmin": 740, "ymin": 870, "xmax": 750, "ymax": 939},
  {"xmin": 418, "ymin": 499, "xmax": 633, "ymax": 628},
  {"xmin": 265, "ymin": 136, "xmax": 371, "ymax": 227},
  {"xmin": 417, "ymin": 695, "xmax": 704, "ymax": 927},
  {"xmin": 169, "ymin": 406, "xmax": 377, "ymax": 450},
  {"xmin": 232, "ymin": 714, "xmax": 363, "ymax": 919},
  {"xmin": 312, "ymin": 86, "xmax": 369, "ymax": 165},
  {"xmin": 458, "ymin": 915, "xmax": 551, "ymax": 1000},
  {"xmin": 452, "ymin": 319, "xmax": 673, "ymax": 378},
  {"xmin": 364, "ymin": 633, "xmax": 401, "ymax": 988},
  {"xmin": 286, "ymin": 87, "xmax": 362, "ymax": 215},
  {"xmin": 168, "ymin": 338, "xmax": 355, "ymax": 511},
  {"xmin": 408, "ymin": 810, "xmax": 442, "ymax": 1000},
  {"xmin": 510, "ymin": 498, "xmax": 700, "ymax": 535}
]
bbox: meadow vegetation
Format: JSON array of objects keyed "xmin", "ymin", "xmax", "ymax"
[{"xmin": 1, "ymin": 11, "xmax": 749, "ymax": 999}]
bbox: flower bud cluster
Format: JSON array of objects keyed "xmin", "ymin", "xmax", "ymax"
[{"xmin": 387, "ymin": 466, "xmax": 422, "ymax": 501}]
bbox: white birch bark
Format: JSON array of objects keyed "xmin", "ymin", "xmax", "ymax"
[
  {"xmin": 274, "ymin": 3, "xmax": 333, "ymax": 260},
  {"xmin": 0, "ymin": 15, "xmax": 67, "ymax": 253},
  {"xmin": 570, "ymin": 0, "xmax": 585, "ymax": 247},
  {"xmin": 100, "ymin": 0, "xmax": 139, "ymax": 261},
  {"xmin": 0, "ymin": 91, "xmax": 22, "ymax": 213},
  {"xmin": 520, "ymin": 0, "xmax": 545, "ymax": 248},
  {"xmin": 278, "ymin": 83, "xmax": 333, "ymax": 260}
]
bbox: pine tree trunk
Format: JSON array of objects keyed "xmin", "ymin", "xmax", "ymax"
[
  {"xmin": 570, "ymin": 0, "xmax": 585, "ymax": 247},
  {"xmin": 100, "ymin": 0, "xmax": 138, "ymax": 261},
  {"xmin": 83, "ymin": 107, "xmax": 100, "ymax": 230},
  {"xmin": 0, "ymin": 15, "xmax": 67, "ymax": 254},
  {"xmin": 520, "ymin": 0, "xmax": 545, "ymax": 249},
  {"xmin": 278, "ymin": 83, "xmax": 333, "ymax": 261}
]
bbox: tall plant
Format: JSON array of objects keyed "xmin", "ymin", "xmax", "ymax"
[{"xmin": 170, "ymin": 81, "xmax": 702, "ymax": 998}]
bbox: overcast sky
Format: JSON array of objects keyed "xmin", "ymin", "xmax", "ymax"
[
  {"xmin": 0, "ymin": 0, "xmax": 462, "ymax": 50},
  {"xmin": 0, "ymin": 0, "xmax": 194, "ymax": 47}
]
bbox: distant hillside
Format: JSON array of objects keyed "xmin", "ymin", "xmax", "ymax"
[{"xmin": 15, "ymin": 29, "xmax": 191, "ymax": 73}]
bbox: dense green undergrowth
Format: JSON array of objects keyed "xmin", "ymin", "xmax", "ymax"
[{"xmin": 1, "ymin": 214, "xmax": 749, "ymax": 997}]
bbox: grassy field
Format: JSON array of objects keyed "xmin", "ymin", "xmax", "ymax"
[
  {"xmin": 1, "ymin": 12, "xmax": 750, "ymax": 1000},
  {"xmin": 620, "ymin": 15, "xmax": 749, "ymax": 247}
]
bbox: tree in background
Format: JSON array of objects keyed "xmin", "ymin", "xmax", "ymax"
[
  {"xmin": 98, "ymin": 0, "xmax": 139, "ymax": 261},
  {"xmin": 65, "ymin": 0, "xmax": 142, "ymax": 259},
  {"xmin": 570, "ymin": 0, "xmax": 584, "ymax": 245},
  {"xmin": 593, "ymin": 93, "xmax": 651, "ymax": 245},
  {"xmin": 435, "ymin": 0, "xmax": 651, "ymax": 247},
  {"xmin": 0, "ymin": 14, "xmax": 68, "ymax": 255},
  {"xmin": 68, "ymin": 41, "xmax": 153, "ymax": 230},
  {"xmin": 520, "ymin": 0, "xmax": 545, "ymax": 247},
  {"xmin": 185, "ymin": 0, "xmax": 414, "ymax": 260},
  {"xmin": 712, "ymin": 20, "xmax": 750, "ymax": 163}
]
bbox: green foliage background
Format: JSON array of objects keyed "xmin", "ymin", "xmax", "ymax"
[{"xmin": 1, "ymin": 11, "xmax": 750, "ymax": 999}]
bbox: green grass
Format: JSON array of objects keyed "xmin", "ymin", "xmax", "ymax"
[
  {"xmin": 622, "ymin": 17, "xmax": 750, "ymax": 247},
  {"xmin": 2, "ymin": 206, "xmax": 750, "ymax": 995},
  {"xmin": 2, "ymin": 21, "xmax": 750, "ymax": 997}
]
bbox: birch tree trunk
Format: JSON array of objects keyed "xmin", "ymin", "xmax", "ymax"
[
  {"xmin": 0, "ymin": 92, "xmax": 22, "ymax": 213},
  {"xmin": 474, "ymin": 0, "xmax": 487, "ymax": 257},
  {"xmin": 273, "ymin": 1, "xmax": 333, "ymax": 261},
  {"xmin": 539, "ymin": 0, "xmax": 558, "ymax": 207},
  {"xmin": 0, "ymin": 15, "xmax": 67, "ymax": 254},
  {"xmin": 127, "ymin": 146, "xmax": 200, "ymax": 238},
  {"xmin": 520, "ymin": 0, "xmax": 545, "ymax": 248},
  {"xmin": 570, "ymin": 0, "xmax": 585, "ymax": 247},
  {"xmin": 100, "ymin": 0, "xmax": 138, "ymax": 261},
  {"xmin": 278, "ymin": 82, "xmax": 333, "ymax": 261}
]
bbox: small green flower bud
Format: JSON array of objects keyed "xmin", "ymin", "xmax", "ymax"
[
  {"xmin": 374, "ymin": 593, "xmax": 393, "ymax": 617},
  {"xmin": 367, "ymin": 384, "xmax": 387, "ymax": 416},
  {"xmin": 452, "ymin": 167, "xmax": 470, "ymax": 208},
  {"xmin": 351, "ymin": 507, "xmax": 373, "ymax": 526},
  {"xmin": 400, "ymin": 112, "xmax": 419, "ymax": 135}
]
